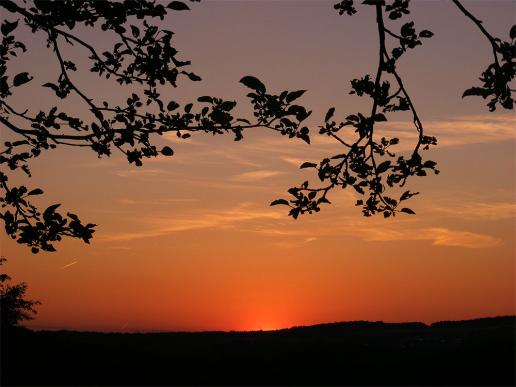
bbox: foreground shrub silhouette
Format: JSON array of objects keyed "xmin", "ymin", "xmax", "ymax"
[
  {"xmin": 0, "ymin": 257, "xmax": 40, "ymax": 328},
  {"xmin": 0, "ymin": 0, "xmax": 514, "ymax": 252}
]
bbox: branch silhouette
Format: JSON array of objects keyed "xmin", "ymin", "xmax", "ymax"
[
  {"xmin": 0, "ymin": 0, "xmax": 514, "ymax": 252},
  {"xmin": 271, "ymin": 0, "xmax": 513, "ymax": 218}
]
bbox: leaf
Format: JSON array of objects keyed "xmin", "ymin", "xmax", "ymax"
[
  {"xmin": 91, "ymin": 108, "xmax": 104, "ymax": 121},
  {"xmin": 184, "ymin": 103, "xmax": 193, "ymax": 113},
  {"xmin": 280, "ymin": 117, "xmax": 294, "ymax": 127},
  {"xmin": 317, "ymin": 197, "xmax": 331, "ymax": 205},
  {"xmin": 300, "ymin": 162, "xmax": 317, "ymax": 169},
  {"xmin": 91, "ymin": 122, "xmax": 101, "ymax": 137},
  {"xmin": 197, "ymin": 96, "xmax": 213, "ymax": 103},
  {"xmin": 185, "ymin": 72, "xmax": 201, "ymax": 81},
  {"xmin": 325, "ymin": 107, "xmax": 335, "ymax": 122},
  {"xmin": 511, "ymin": 25, "xmax": 516, "ymax": 40},
  {"xmin": 236, "ymin": 118, "xmax": 251, "ymax": 125},
  {"xmin": 419, "ymin": 30, "xmax": 434, "ymax": 38},
  {"xmin": 44, "ymin": 203, "xmax": 61, "ymax": 215},
  {"xmin": 400, "ymin": 207, "xmax": 416, "ymax": 215},
  {"xmin": 28, "ymin": 188, "xmax": 43, "ymax": 196},
  {"xmin": 220, "ymin": 101, "xmax": 236, "ymax": 111},
  {"xmin": 374, "ymin": 113, "xmax": 387, "ymax": 122},
  {"xmin": 42, "ymin": 82, "xmax": 58, "ymax": 92},
  {"xmin": 462, "ymin": 87, "xmax": 490, "ymax": 98},
  {"xmin": 161, "ymin": 146, "xmax": 174, "ymax": 156},
  {"xmin": 167, "ymin": 1, "xmax": 190, "ymax": 10},
  {"xmin": 289, "ymin": 207, "xmax": 300, "ymax": 219},
  {"xmin": 239, "ymin": 76, "xmax": 266, "ymax": 94},
  {"xmin": 288, "ymin": 188, "xmax": 299, "ymax": 196},
  {"xmin": 401, "ymin": 22, "xmax": 415, "ymax": 38},
  {"xmin": 1, "ymin": 76, "xmax": 8, "ymax": 95},
  {"xmin": 270, "ymin": 199, "xmax": 289, "ymax": 206},
  {"xmin": 167, "ymin": 101, "xmax": 180, "ymax": 111},
  {"xmin": 233, "ymin": 127, "xmax": 243, "ymax": 141},
  {"xmin": 376, "ymin": 160, "xmax": 391, "ymax": 174},
  {"xmin": 353, "ymin": 185, "xmax": 364, "ymax": 194},
  {"xmin": 400, "ymin": 190, "xmax": 411, "ymax": 201},
  {"xmin": 13, "ymin": 72, "xmax": 32, "ymax": 87},
  {"xmin": 298, "ymin": 132, "xmax": 310, "ymax": 144},
  {"xmin": 286, "ymin": 90, "xmax": 306, "ymax": 103},
  {"xmin": 130, "ymin": 25, "xmax": 140, "ymax": 38},
  {"xmin": 1, "ymin": 20, "xmax": 18, "ymax": 36}
]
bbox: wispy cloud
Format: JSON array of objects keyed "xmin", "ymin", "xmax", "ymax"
[
  {"xmin": 429, "ymin": 228, "xmax": 501, "ymax": 249},
  {"xmin": 96, "ymin": 114, "xmax": 514, "ymax": 185},
  {"xmin": 273, "ymin": 236, "xmax": 318, "ymax": 249},
  {"xmin": 281, "ymin": 156, "xmax": 306, "ymax": 166},
  {"xmin": 118, "ymin": 198, "xmax": 198, "ymax": 205},
  {"xmin": 114, "ymin": 169, "xmax": 171, "ymax": 178},
  {"xmin": 100, "ymin": 202, "xmax": 285, "ymax": 241},
  {"xmin": 380, "ymin": 114, "xmax": 515, "ymax": 150},
  {"xmin": 431, "ymin": 201, "xmax": 516, "ymax": 220},
  {"xmin": 61, "ymin": 261, "xmax": 78, "ymax": 269},
  {"xmin": 360, "ymin": 226, "xmax": 500, "ymax": 249},
  {"xmin": 100, "ymin": 196, "xmax": 502, "ymax": 249},
  {"xmin": 230, "ymin": 170, "xmax": 285, "ymax": 182},
  {"xmin": 103, "ymin": 114, "xmax": 513, "ymax": 196},
  {"xmin": 244, "ymin": 114, "xmax": 515, "ymax": 156},
  {"xmin": 106, "ymin": 245, "xmax": 132, "ymax": 250}
]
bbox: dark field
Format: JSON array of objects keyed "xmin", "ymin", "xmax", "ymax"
[{"xmin": 2, "ymin": 316, "xmax": 515, "ymax": 386}]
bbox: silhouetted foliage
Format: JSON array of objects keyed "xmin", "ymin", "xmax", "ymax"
[
  {"xmin": 0, "ymin": 0, "xmax": 514, "ymax": 252},
  {"xmin": 272, "ymin": 0, "xmax": 514, "ymax": 219},
  {"xmin": 0, "ymin": 257, "xmax": 40, "ymax": 327}
]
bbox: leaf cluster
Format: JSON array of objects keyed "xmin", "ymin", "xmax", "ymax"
[
  {"xmin": 462, "ymin": 25, "xmax": 516, "ymax": 111},
  {"xmin": 272, "ymin": 0, "xmax": 439, "ymax": 219},
  {"xmin": 0, "ymin": 0, "xmax": 513, "ymax": 253},
  {"xmin": 0, "ymin": 0, "xmax": 311, "ymax": 252},
  {"xmin": 0, "ymin": 173, "xmax": 95, "ymax": 253}
]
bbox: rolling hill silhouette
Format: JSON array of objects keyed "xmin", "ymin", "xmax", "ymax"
[{"xmin": 2, "ymin": 316, "xmax": 514, "ymax": 386}]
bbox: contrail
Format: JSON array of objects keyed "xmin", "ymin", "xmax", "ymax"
[{"xmin": 61, "ymin": 260, "xmax": 78, "ymax": 269}]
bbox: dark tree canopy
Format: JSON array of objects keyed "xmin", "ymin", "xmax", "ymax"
[
  {"xmin": 0, "ymin": 257, "xmax": 40, "ymax": 327},
  {"xmin": 0, "ymin": 0, "xmax": 514, "ymax": 253}
]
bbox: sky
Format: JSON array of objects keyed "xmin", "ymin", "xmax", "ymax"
[{"xmin": 1, "ymin": 0, "xmax": 515, "ymax": 332}]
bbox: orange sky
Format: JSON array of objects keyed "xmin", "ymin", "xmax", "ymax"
[{"xmin": 1, "ymin": 0, "xmax": 515, "ymax": 332}]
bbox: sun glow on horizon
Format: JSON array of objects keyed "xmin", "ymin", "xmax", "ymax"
[{"xmin": 1, "ymin": 0, "xmax": 514, "ymax": 333}]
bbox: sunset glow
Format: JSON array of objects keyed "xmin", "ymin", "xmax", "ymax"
[{"xmin": 1, "ymin": 0, "xmax": 514, "ymax": 333}]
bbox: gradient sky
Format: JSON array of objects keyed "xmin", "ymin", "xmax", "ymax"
[{"xmin": 1, "ymin": 0, "xmax": 515, "ymax": 332}]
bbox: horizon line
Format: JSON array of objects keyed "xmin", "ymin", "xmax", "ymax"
[{"xmin": 23, "ymin": 314, "xmax": 516, "ymax": 335}]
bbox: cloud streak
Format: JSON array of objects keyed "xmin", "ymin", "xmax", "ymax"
[
  {"xmin": 100, "ymin": 203, "xmax": 286, "ymax": 242},
  {"xmin": 379, "ymin": 114, "xmax": 515, "ymax": 150},
  {"xmin": 100, "ymin": 198, "xmax": 501, "ymax": 249},
  {"xmin": 230, "ymin": 170, "xmax": 285, "ymax": 182},
  {"xmin": 431, "ymin": 201, "xmax": 516, "ymax": 220},
  {"xmin": 360, "ymin": 226, "xmax": 501, "ymax": 249},
  {"xmin": 61, "ymin": 261, "xmax": 78, "ymax": 269}
]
